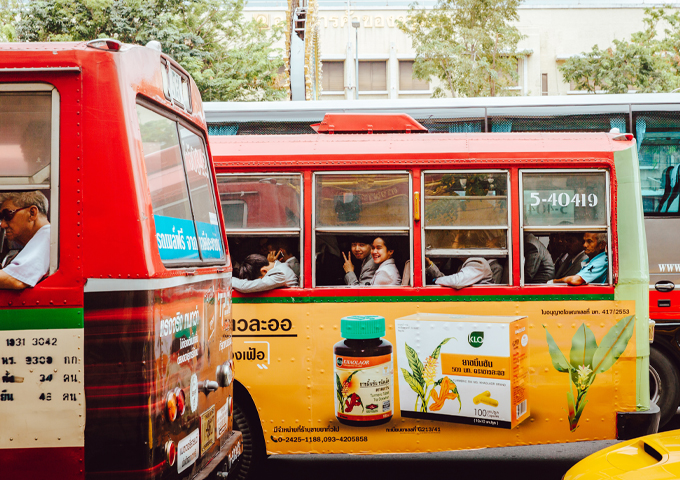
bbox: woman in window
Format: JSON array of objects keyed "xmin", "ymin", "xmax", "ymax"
[
  {"xmin": 232, "ymin": 253, "xmax": 299, "ymax": 293},
  {"xmin": 370, "ymin": 237, "xmax": 401, "ymax": 286}
]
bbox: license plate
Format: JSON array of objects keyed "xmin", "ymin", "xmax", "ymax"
[{"xmin": 200, "ymin": 405, "xmax": 216, "ymax": 456}]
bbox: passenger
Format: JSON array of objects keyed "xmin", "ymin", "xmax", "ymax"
[
  {"xmin": 342, "ymin": 237, "xmax": 377, "ymax": 286},
  {"xmin": 523, "ymin": 233, "xmax": 555, "ymax": 283},
  {"xmin": 554, "ymin": 232, "xmax": 588, "ymax": 279},
  {"xmin": 426, "ymin": 257, "xmax": 494, "ymax": 289},
  {"xmin": 0, "ymin": 191, "xmax": 51, "ymax": 290},
  {"xmin": 370, "ymin": 237, "xmax": 401, "ymax": 286},
  {"xmin": 269, "ymin": 239, "xmax": 300, "ymax": 277},
  {"xmin": 232, "ymin": 253, "xmax": 299, "ymax": 293},
  {"xmin": 552, "ymin": 233, "xmax": 608, "ymax": 285}
]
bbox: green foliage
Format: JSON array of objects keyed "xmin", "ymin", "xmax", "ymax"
[
  {"xmin": 4, "ymin": 0, "xmax": 286, "ymax": 101},
  {"xmin": 397, "ymin": 0, "xmax": 525, "ymax": 98},
  {"xmin": 560, "ymin": 7, "xmax": 680, "ymax": 93}
]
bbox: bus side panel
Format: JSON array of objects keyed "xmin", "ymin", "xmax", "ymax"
[
  {"xmin": 0, "ymin": 307, "xmax": 85, "ymax": 478},
  {"xmin": 1, "ymin": 446, "xmax": 84, "ymax": 480},
  {"xmin": 233, "ymin": 299, "xmax": 637, "ymax": 453},
  {"xmin": 84, "ymin": 276, "xmax": 232, "ymax": 480}
]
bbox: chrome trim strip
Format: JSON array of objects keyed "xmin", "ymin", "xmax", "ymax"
[{"xmin": 84, "ymin": 272, "xmax": 232, "ymax": 292}]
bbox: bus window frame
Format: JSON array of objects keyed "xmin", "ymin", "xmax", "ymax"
[
  {"xmin": 136, "ymin": 97, "xmax": 226, "ymax": 267},
  {"xmin": 312, "ymin": 170, "xmax": 413, "ymax": 288},
  {"xmin": 216, "ymin": 172, "xmax": 304, "ymax": 286},
  {"xmin": 0, "ymin": 83, "xmax": 60, "ymax": 275},
  {"xmin": 420, "ymin": 169, "xmax": 512, "ymax": 287},
  {"xmin": 518, "ymin": 168, "xmax": 612, "ymax": 286}
]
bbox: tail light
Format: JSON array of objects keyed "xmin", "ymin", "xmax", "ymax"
[
  {"xmin": 166, "ymin": 391, "xmax": 178, "ymax": 422},
  {"xmin": 165, "ymin": 440, "xmax": 177, "ymax": 466},
  {"xmin": 175, "ymin": 387, "xmax": 186, "ymax": 416}
]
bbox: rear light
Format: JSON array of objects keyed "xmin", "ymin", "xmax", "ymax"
[
  {"xmin": 228, "ymin": 396, "xmax": 233, "ymax": 417},
  {"xmin": 175, "ymin": 387, "xmax": 186, "ymax": 415},
  {"xmin": 165, "ymin": 440, "xmax": 177, "ymax": 467},
  {"xmin": 166, "ymin": 391, "xmax": 178, "ymax": 422}
]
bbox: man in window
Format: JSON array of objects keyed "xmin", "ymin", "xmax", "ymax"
[
  {"xmin": 524, "ymin": 233, "xmax": 555, "ymax": 283},
  {"xmin": 0, "ymin": 191, "xmax": 51, "ymax": 290},
  {"xmin": 552, "ymin": 233, "xmax": 608, "ymax": 285}
]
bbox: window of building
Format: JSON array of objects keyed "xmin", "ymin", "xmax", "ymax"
[
  {"xmin": 138, "ymin": 103, "xmax": 226, "ymax": 265},
  {"xmin": 216, "ymin": 173, "xmax": 302, "ymax": 282},
  {"xmin": 542, "ymin": 73, "xmax": 548, "ymax": 96},
  {"xmin": 0, "ymin": 86, "xmax": 59, "ymax": 276},
  {"xmin": 399, "ymin": 61, "xmax": 429, "ymax": 91},
  {"xmin": 322, "ymin": 61, "xmax": 345, "ymax": 92},
  {"xmin": 359, "ymin": 61, "xmax": 387, "ymax": 92},
  {"xmin": 422, "ymin": 171, "xmax": 510, "ymax": 286},
  {"xmin": 520, "ymin": 170, "xmax": 610, "ymax": 285},
  {"xmin": 314, "ymin": 172, "xmax": 411, "ymax": 286}
]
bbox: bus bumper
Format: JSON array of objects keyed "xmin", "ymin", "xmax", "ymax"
[
  {"xmin": 616, "ymin": 402, "xmax": 660, "ymax": 440},
  {"xmin": 195, "ymin": 430, "xmax": 243, "ymax": 480}
]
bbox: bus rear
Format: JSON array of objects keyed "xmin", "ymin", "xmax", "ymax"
[{"xmin": 0, "ymin": 40, "xmax": 240, "ymax": 479}]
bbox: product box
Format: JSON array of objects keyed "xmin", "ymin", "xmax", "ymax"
[{"xmin": 395, "ymin": 313, "xmax": 529, "ymax": 429}]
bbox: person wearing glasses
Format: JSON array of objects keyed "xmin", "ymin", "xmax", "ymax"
[{"xmin": 0, "ymin": 191, "xmax": 50, "ymax": 290}]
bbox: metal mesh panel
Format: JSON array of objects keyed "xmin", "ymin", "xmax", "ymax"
[
  {"xmin": 488, "ymin": 114, "xmax": 629, "ymax": 133},
  {"xmin": 414, "ymin": 118, "xmax": 483, "ymax": 133},
  {"xmin": 209, "ymin": 120, "xmax": 321, "ymax": 135}
]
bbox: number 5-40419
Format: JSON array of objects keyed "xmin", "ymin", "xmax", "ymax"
[{"xmin": 529, "ymin": 192, "xmax": 598, "ymax": 208}]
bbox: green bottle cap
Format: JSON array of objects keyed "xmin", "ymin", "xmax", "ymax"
[{"xmin": 340, "ymin": 315, "xmax": 386, "ymax": 339}]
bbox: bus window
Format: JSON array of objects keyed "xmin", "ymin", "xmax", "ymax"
[
  {"xmin": 633, "ymin": 110, "xmax": 680, "ymax": 214},
  {"xmin": 314, "ymin": 172, "xmax": 410, "ymax": 287},
  {"xmin": 0, "ymin": 89, "xmax": 58, "ymax": 276},
  {"xmin": 179, "ymin": 125, "xmax": 225, "ymax": 261},
  {"xmin": 137, "ymin": 103, "xmax": 225, "ymax": 264},
  {"xmin": 487, "ymin": 104, "xmax": 629, "ymax": 133},
  {"xmin": 521, "ymin": 170, "xmax": 610, "ymax": 285},
  {"xmin": 216, "ymin": 174, "xmax": 302, "ymax": 280},
  {"xmin": 423, "ymin": 171, "xmax": 509, "ymax": 285}
]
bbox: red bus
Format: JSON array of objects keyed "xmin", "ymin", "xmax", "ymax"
[
  {"xmin": 0, "ymin": 40, "xmax": 241, "ymax": 479},
  {"xmin": 210, "ymin": 114, "xmax": 655, "ymax": 479}
]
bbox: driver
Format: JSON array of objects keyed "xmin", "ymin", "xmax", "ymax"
[{"xmin": 0, "ymin": 191, "xmax": 51, "ymax": 290}]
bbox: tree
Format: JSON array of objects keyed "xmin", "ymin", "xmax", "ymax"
[
  {"xmin": 5, "ymin": 0, "xmax": 286, "ymax": 101},
  {"xmin": 559, "ymin": 7, "xmax": 680, "ymax": 94},
  {"xmin": 397, "ymin": 0, "xmax": 525, "ymax": 98}
]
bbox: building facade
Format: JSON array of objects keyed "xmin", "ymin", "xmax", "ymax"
[{"xmin": 245, "ymin": 0, "xmax": 680, "ymax": 100}]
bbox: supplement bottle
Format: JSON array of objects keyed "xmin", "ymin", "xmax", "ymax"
[{"xmin": 334, "ymin": 315, "xmax": 393, "ymax": 427}]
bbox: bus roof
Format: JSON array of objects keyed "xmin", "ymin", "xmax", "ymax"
[
  {"xmin": 204, "ymin": 93, "xmax": 680, "ymax": 123},
  {"xmin": 211, "ymin": 132, "xmax": 634, "ymax": 167}
]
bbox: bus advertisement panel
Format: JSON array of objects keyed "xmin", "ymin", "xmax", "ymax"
[{"xmin": 211, "ymin": 123, "xmax": 655, "ymax": 477}]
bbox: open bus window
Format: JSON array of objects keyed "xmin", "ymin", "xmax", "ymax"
[
  {"xmin": 314, "ymin": 173, "xmax": 411, "ymax": 287},
  {"xmin": 521, "ymin": 170, "xmax": 610, "ymax": 285},
  {"xmin": 216, "ymin": 174, "xmax": 302, "ymax": 282},
  {"xmin": 634, "ymin": 111, "xmax": 680, "ymax": 214},
  {"xmin": 137, "ymin": 103, "xmax": 223, "ymax": 265},
  {"xmin": 0, "ymin": 90, "xmax": 57, "ymax": 279},
  {"xmin": 423, "ymin": 171, "xmax": 509, "ymax": 286}
]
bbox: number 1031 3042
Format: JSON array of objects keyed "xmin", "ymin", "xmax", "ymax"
[{"xmin": 6, "ymin": 337, "xmax": 58, "ymax": 346}]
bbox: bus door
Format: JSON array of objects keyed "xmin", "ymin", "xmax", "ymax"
[{"xmin": 0, "ymin": 78, "xmax": 85, "ymax": 477}]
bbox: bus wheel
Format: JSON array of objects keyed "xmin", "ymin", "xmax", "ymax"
[
  {"xmin": 649, "ymin": 347, "xmax": 680, "ymax": 428},
  {"xmin": 231, "ymin": 384, "xmax": 266, "ymax": 480}
]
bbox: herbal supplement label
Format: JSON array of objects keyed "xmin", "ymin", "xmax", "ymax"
[{"xmin": 335, "ymin": 354, "xmax": 393, "ymax": 422}]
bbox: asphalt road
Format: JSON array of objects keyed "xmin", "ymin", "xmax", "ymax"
[
  {"xmin": 256, "ymin": 415, "xmax": 680, "ymax": 480},
  {"xmin": 259, "ymin": 439, "xmax": 619, "ymax": 480}
]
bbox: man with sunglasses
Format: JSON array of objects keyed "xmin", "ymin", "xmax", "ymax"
[{"xmin": 0, "ymin": 191, "xmax": 50, "ymax": 290}]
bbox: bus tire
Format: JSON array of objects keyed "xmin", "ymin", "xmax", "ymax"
[
  {"xmin": 649, "ymin": 347, "xmax": 680, "ymax": 428},
  {"xmin": 231, "ymin": 382, "xmax": 266, "ymax": 480}
]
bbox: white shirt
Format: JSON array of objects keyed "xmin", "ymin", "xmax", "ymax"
[
  {"xmin": 371, "ymin": 258, "xmax": 401, "ymax": 286},
  {"xmin": 3, "ymin": 224, "xmax": 50, "ymax": 287},
  {"xmin": 434, "ymin": 257, "xmax": 494, "ymax": 290},
  {"xmin": 232, "ymin": 260, "xmax": 299, "ymax": 293},
  {"xmin": 285, "ymin": 256, "xmax": 300, "ymax": 277}
]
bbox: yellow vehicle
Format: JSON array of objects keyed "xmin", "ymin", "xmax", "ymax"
[
  {"xmin": 211, "ymin": 115, "xmax": 657, "ymax": 479},
  {"xmin": 564, "ymin": 430, "xmax": 680, "ymax": 479}
]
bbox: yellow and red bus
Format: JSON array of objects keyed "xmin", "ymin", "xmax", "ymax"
[
  {"xmin": 211, "ymin": 114, "xmax": 655, "ymax": 478},
  {"xmin": 0, "ymin": 40, "xmax": 240, "ymax": 479}
]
